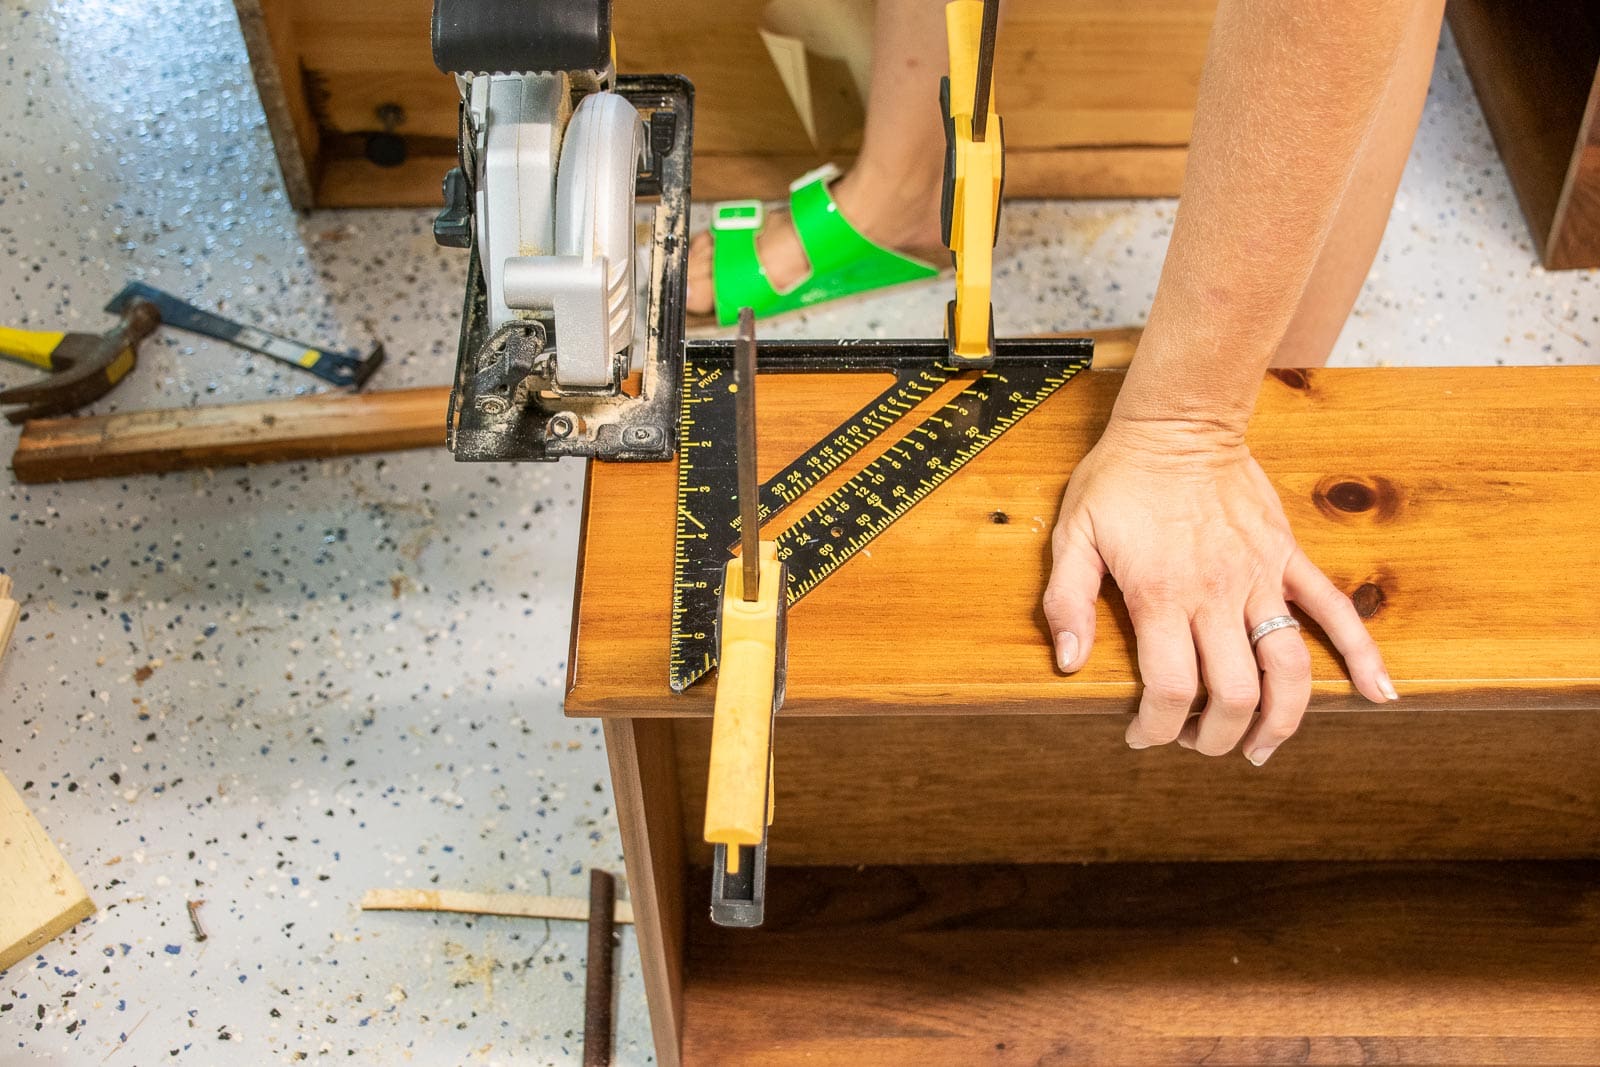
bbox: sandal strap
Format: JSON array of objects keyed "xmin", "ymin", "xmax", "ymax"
[
  {"xmin": 710, "ymin": 200, "xmax": 783, "ymax": 325},
  {"xmin": 709, "ymin": 166, "xmax": 939, "ymax": 326}
]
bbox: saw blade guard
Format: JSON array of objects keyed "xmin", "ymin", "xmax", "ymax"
[{"xmin": 502, "ymin": 91, "xmax": 643, "ymax": 390}]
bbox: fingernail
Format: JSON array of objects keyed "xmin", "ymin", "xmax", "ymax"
[
  {"xmin": 1176, "ymin": 735, "xmax": 1195, "ymax": 751},
  {"xmin": 1247, "ymin": 745, "xmax": 1278, "ymax": 766},
  {"xmin": 1378, "ymin": 673, "xmax": 1399, "ymax": 701},
  {"xmin": 1055, "ymin": 631, "xmax": 1079, "ymax": 673},
  {"xmin": 1127, "ymin": 741, "xmax": 1150, "ymax": 750}
]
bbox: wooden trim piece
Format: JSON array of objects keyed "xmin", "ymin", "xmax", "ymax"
[
  {"xmin": 602, "ymin": 718, "xmax": 686, "ymax": 1067},
  {"xmin": 234, "ymin": 0, "xmax": 319, "ymax": 211},
  {"xmin": 360, "ymin": 888, "xmax": 635, "ymax": 925},
  {"xmin": 12, "ymin": 387, "xmax": 449, "ymax": 484}
]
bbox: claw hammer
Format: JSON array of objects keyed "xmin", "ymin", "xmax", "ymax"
[{"xmin": 0, "ymin": 299, "xmax": 161, "ymax": 423}]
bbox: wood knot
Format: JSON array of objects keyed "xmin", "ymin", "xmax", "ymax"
[
  {"xmin": 1325, "ymin": 480, "xmax": 1375, "ymax": 513},
  {"xmin": 1269, "ymin": 368, "xmax": 1313, "ymax": 391},
  {"xmin": 990, "ymin": 510, "xmax": 1010, "ymax": 525},
  {"xmin": 1350, "ymin": 582, "xmax": 1386, "ymax": 619},
  {"xmin": 1314, "ymin": 475, "xmax": 1400, "ymax": 522}
]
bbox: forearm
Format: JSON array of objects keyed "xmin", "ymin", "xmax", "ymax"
[{"xmin": 1114, "ymin": 0, "xmax": 1415, "ymax": 437}]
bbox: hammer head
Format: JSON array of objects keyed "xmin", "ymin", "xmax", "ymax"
[{"xmin": 0, "ymin": 298, "xmax": 161, "ymax": 424}]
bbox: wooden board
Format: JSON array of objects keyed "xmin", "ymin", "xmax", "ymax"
[
  {"xmin": 566, "ymin": 366, "xmax": 1600, "ymax": 718},
  {"xmin": 0, "ymin": 771, "xmax": 95, "ymax": 973},
  {"xmin": 671, "ymin": 710, "xmax": 1600, "ymax": 866},
  {"xmin": 1449, "ymin": 0, "xmax": 1600, "ymax": 269},
  {"xmin": 681, "ymin": 861, "xmax": 1600, "ymax": 1065},
  {"xmin": 603, "ymin": 718, "xmax": 686, "ymax": 1067},
  {"xmin": 12, "ymin": 386, "xmax": 448, "ymax": 483},
  {"xmin": 243, "ymin": 0, "xmax": 1213, "ymax": 208}
]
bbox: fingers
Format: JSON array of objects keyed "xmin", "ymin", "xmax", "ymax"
[
  {"xmin": 1042, "ymin": 522, "xmax": 1106, "ymax": 673},
  {"xmin": 1239, "ymin": 597, "xmax": 1313, "ymax": 766},
  {"xmin": 1126, "ymin": 609, "xmax": 1199, "ymax": 748},
  {"xmin": 1189, "ymin": 609, "xmax": 1261, "ymax": 756},
  {"xmin": 1285, "ymin": 548, "xmax": 1397, "ymax": 704}
]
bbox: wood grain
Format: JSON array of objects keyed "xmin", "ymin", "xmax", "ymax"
[
  {"xmin": 681, "ymin": 861, "xmax": 1600, "ymax": 1065},
  {"xmin": 602, "ymin": 718, "xmax": 686, "ymax": 1067},
  {"xmin": 671, "ymin": 710, "xmax": 1600, "ymax": 866},
  {"xmin": 1448, "ymin": 0, "xmax": 1600, "ymax": 268},
  {"xmin": 0, "ymin": 771, "xmax": 96, "ymax": 974},
  {"xmin": 566, "ymin": 366, "xmax": 1600, "ymax": 718},
  {"xmin": 249, "ymin": 0, "xmax": 1212, "ymax": 207},
  {"xmin": 12, "ymin": 387, "xmax": 448, "ymax": 483}
]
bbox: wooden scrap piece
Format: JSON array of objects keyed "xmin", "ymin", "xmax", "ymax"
[
  {"xmin": 12, "ymin": 386, "xmax": 449, "ymax": 484},
  {"xmin": 0, "ymin": 773, "xmax": 97, "ymax": 973},
  {"xmin": 1, "ymin": 575, "xmax": 96, "ymax": 972},
  {"xmin": 0, "ymin": 575, "xmax": 17, "ymax": 657},
  {"xmin": 360, "ymin": 887, "xmax": 635, "ymax": 925}
]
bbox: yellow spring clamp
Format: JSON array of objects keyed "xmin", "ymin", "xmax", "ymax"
[
  {"xmin": 703, "ymin": 543, "xmax": 787, "ymax": 927},
  {"xmin": 941, "ymin": 0, "xmax": 1003, "ymax": 366}
]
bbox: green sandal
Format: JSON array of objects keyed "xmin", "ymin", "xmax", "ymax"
[{"xmin": 709, "ymin": 164, "xmax": 941, "ymax": 327}]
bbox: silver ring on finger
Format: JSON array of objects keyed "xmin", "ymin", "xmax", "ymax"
[{"xmin": 1248, "ymin": 615, "xmax": 1301, "ymax": 648}]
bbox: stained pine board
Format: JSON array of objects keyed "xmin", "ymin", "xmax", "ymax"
[
  {"xmin": 565, "ymin": 367, "xmax": 1600, "ymax": 717},
  {"xmin": 681, "ymin": 861, "xmax": 1600, "ymax": 1065}
]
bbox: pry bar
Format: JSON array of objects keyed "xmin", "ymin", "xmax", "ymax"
[{"xmin": 106, "ymin": 282, "xmax": 384, "ymax": 389}]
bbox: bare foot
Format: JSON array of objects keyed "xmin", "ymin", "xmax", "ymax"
[{"xmin": 686, "ymin": 165, "xmax": 946, "ymax": 319}]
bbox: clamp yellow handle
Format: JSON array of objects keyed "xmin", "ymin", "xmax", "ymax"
[
  {"xmin": 703, "ymin": 543, "xmax": 784, "ymax": 875},
  {"xmin": 943, "ymin": 0, "xmax": 1003, "ymax": 364},
  {"xmin": 0, "ymin": 326, "xmax": 66, "ymax": 370}
]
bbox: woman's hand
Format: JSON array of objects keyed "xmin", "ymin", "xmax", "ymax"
[{"xmin": 1042, "ymin": 416, "xmax": 1396, "ymax": 765}]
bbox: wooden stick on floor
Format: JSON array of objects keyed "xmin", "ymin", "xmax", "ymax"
[{"xmin": 359, "ymin": 887, "xmax": 634, "ymax": 925}]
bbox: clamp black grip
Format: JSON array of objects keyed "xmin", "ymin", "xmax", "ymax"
[{"xmin": 432, "ymin": 0, "xmax": 611, "ymax": 76}]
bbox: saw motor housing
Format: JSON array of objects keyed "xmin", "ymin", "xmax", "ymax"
[{"xmin": 432, "ymin": 0, "xmax": 692, "ymax": 462}]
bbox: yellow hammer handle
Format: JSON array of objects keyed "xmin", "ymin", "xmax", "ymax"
[
  {"xmin": 704, "ymin": 544, "xmax": 784, "ymax": 875},
  {"xmin": 0, "ymin": 326, "xmax": 66, "ymax": 370}
]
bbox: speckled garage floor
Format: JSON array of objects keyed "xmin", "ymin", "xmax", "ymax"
[{"xmin": 0, "ymin": 1, "xmax": 1594, "ymax": 1065}]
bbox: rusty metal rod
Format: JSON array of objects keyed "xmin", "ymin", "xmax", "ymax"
[{"xmin": 582, "ymin": 869, "xmax": 617, "ymax": 1067}]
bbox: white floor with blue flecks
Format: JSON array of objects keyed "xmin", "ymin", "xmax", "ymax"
[{"xmin": 0, "ymin": 2, "xmax": 1594, "ymax": 1065}]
